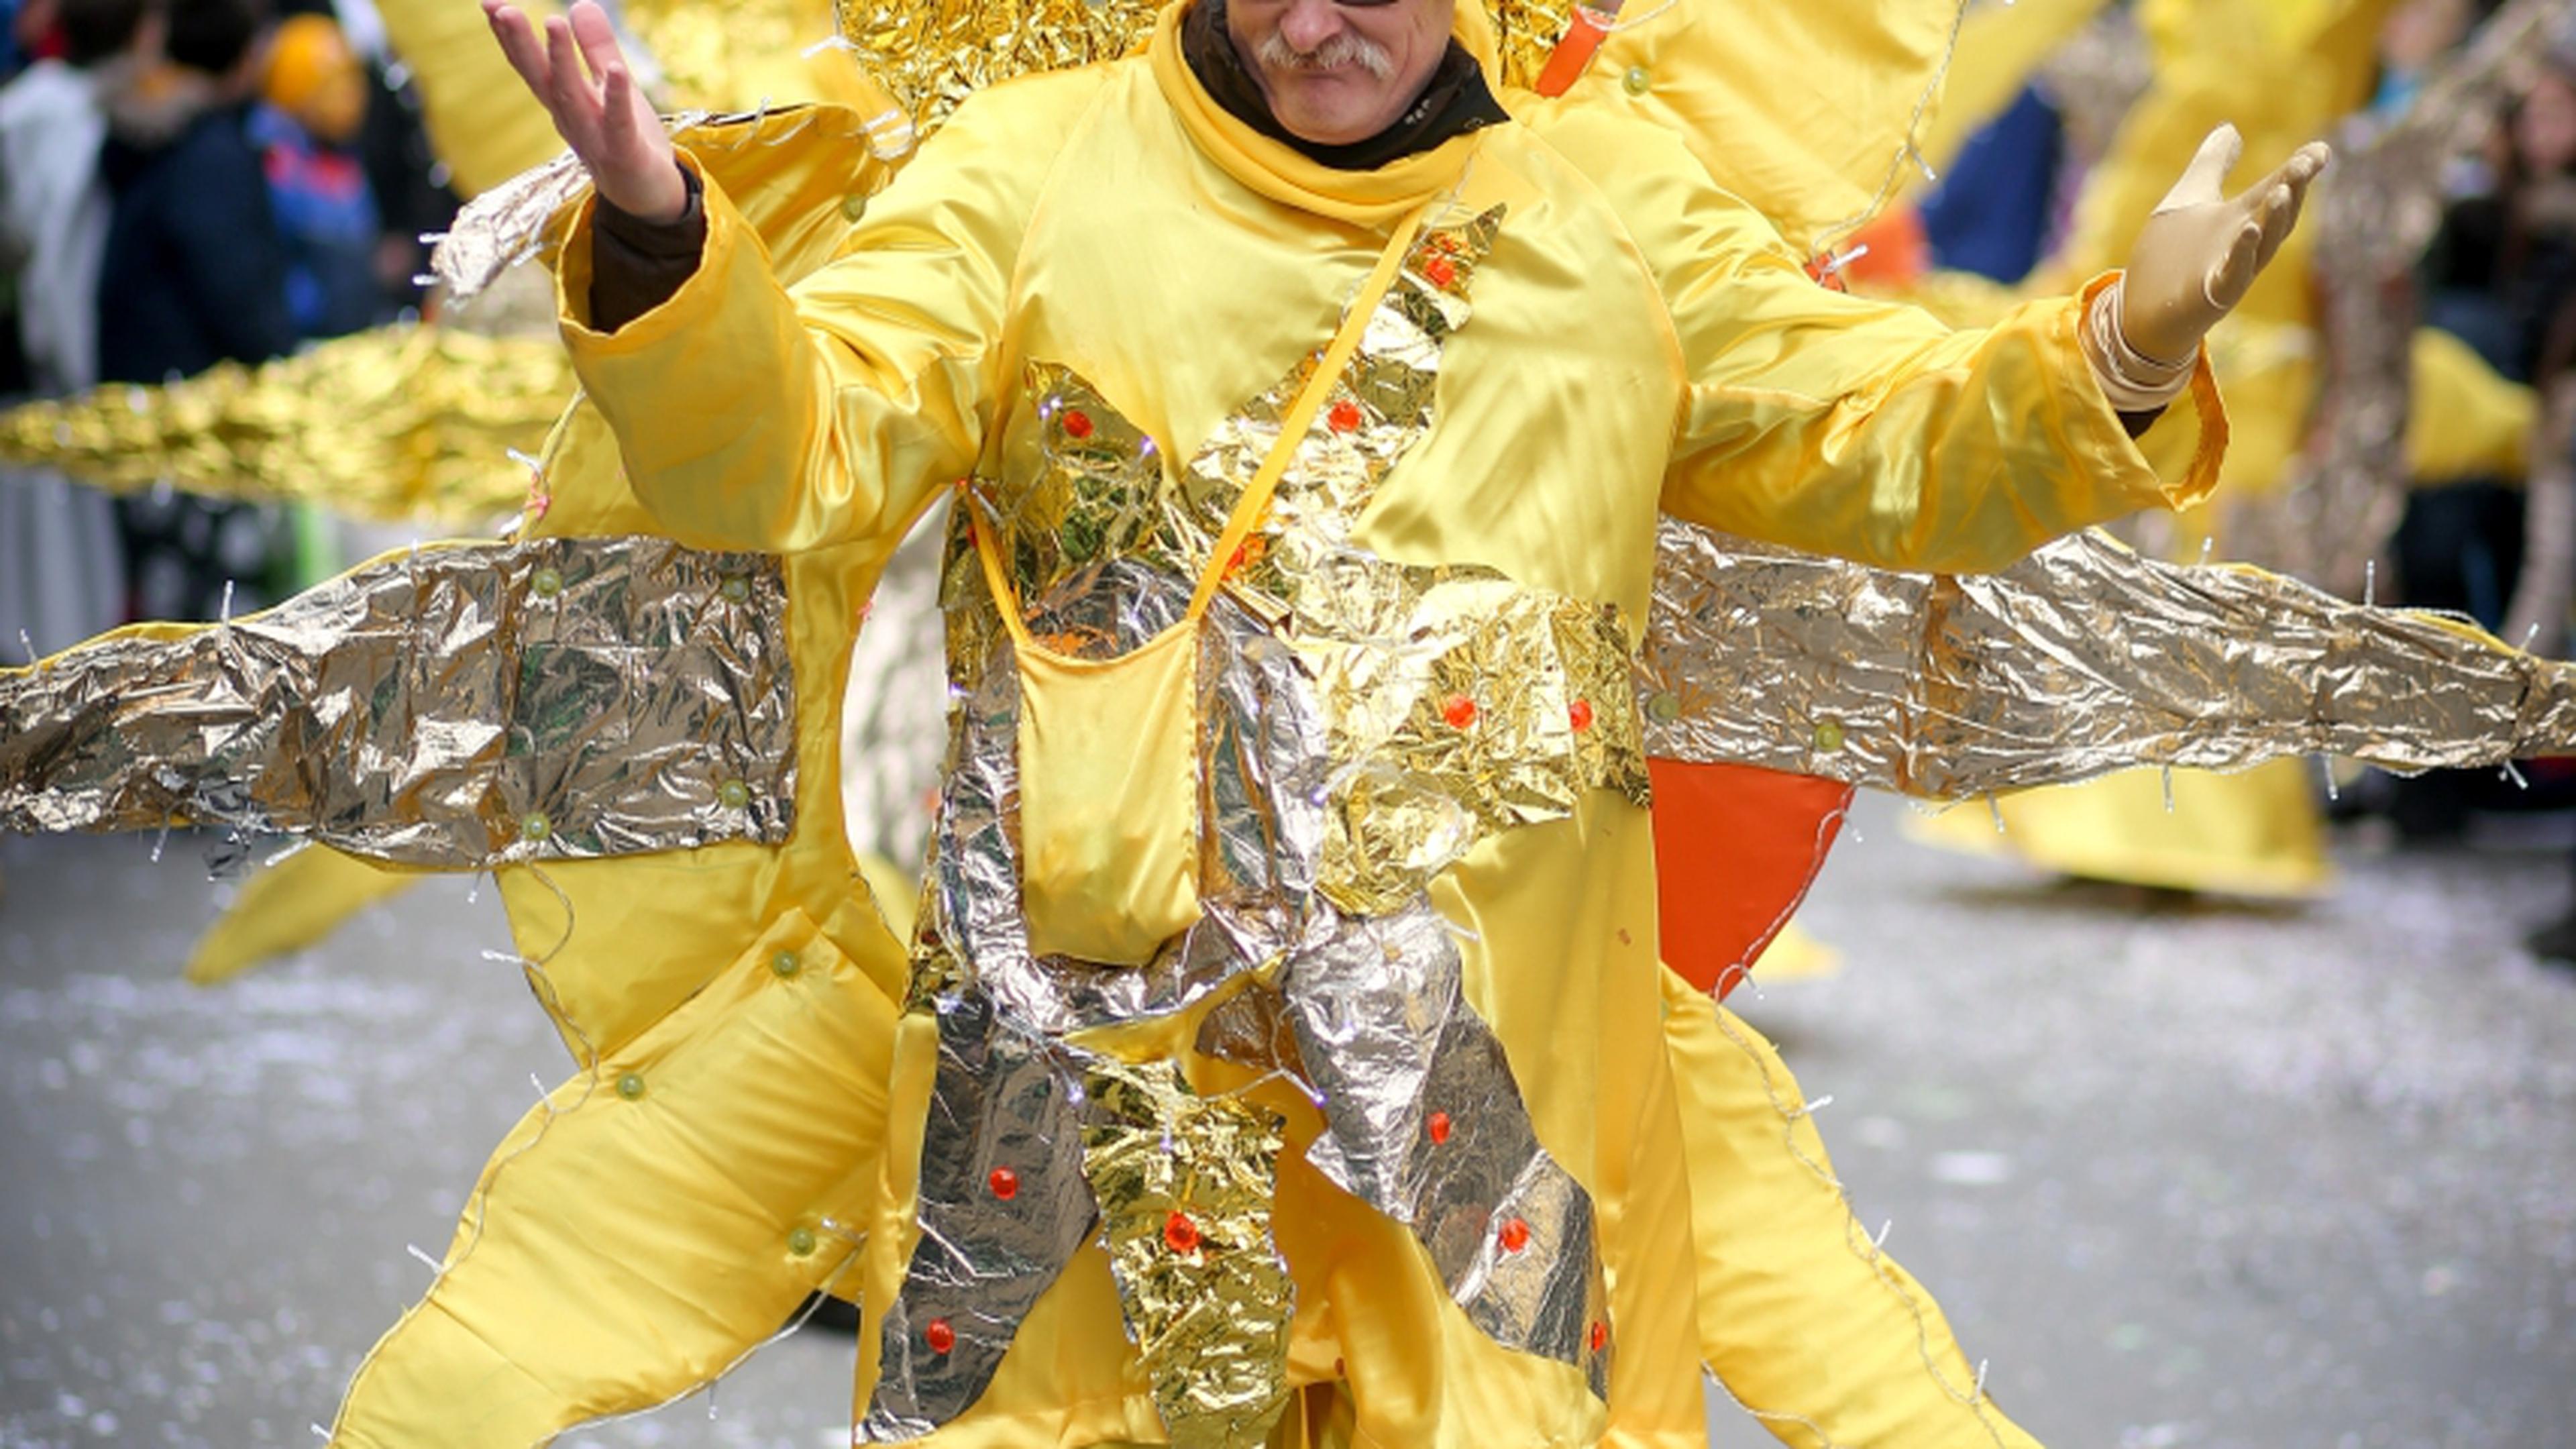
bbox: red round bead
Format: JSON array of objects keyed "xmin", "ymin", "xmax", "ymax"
[
  {"xmin": 1589, "ymin": 1320, "xmax": 1608, "ymax": 1353},
  {"xmin": 1442, "ymin": 694, "xmax": 1478, "ymax": 730},
  {"xmin": 1328, "ymin": 399, "xmax": 1363, "ymax": 433},
  {"xmin": 924, "ymin": 1318, "xmax": 956, "ymax": 1354},
  {"xmin": 1568, "ymin": 698, "xmax": 1595, "ymax": 733},
  {"xmin": 1163, "ymin": 1210, "xmax": 1203, "ymax": 1255},
  {"xmin": 1424, "ymin": 256, "xmax": 1458, "ymax": 289},
  {"xmin": 987, "ymin": 1167, "xmax": 1019, "ymax": 1201},
  {"xmin": 1062, "ymin": 409, "xmax": 1095, "ymax": 440},
  {"xmin": 1427, "ymin": 1110, "xmax": 1452, "ymax": 1145},
  {"xmin": 1499, "ymin": 1218, "xmax": 1531, "ymax": 1254}
]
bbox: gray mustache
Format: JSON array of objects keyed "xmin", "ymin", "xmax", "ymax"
[{"xmin": 1256, "ymin": 29, "xmax": 1397, "ymax": 80}]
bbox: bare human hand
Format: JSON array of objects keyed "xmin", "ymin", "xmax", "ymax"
[
  {"xmin": 483, "ymin": 0, "xmax": 686, "ymax": 223},
  {"xmin": 2119, "ymin": 125, "xmax": 2332, "ymax": 364}
]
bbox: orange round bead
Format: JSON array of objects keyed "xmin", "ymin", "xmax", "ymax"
[
  {"xmin": 1427, "ymin": 1110, "xmax": 1452, "ymax": 1145},
  {"xmin": 1568, "ymin": 698, "xmax": 1595, "ymax": 732},
  {"xmin": 1062, "ymin": 409, "xmax": 1095, "ymax": 440},
  {"xmin": 1328, "ymin": 399, "xmax": 1362, "ymax": 433},
  {"xmin": 1424, "ymin": 256, "xmax": 1458, "ymax": 289},
  {"xmin": 1589, "ymin": 1320, "xmax": 1608, "ymax": 1352},
  {"xmin": 988, "ymin": 1167, "xmax": 1019, "ymax": 1201},
  {"xmin": 924, "ymin": 1318, "xmax": 956, "ymax": 1354},
  {"xmin": 1442, "ymin": 694, "xmax": 1478, "ymax": 730},
  {"xmin": 1498, "ymin": 1218, "xmax": 1531, "ymax": 1254},
  {"xmin": 1164, "ymin": 1210, "xmax": 1202, "ymax": 1255}
]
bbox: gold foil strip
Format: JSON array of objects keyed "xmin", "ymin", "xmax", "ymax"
[
  {"xmin": 1078, "ymin": 1057, "xmax": 1294, "ymax": 1449},
  {"xmin": 0, "ymin": 325, "xmax": 566, "ymax": 525},
  {"xmin": 1303, "ymin": 567, "xmax": 1648, "ymax": 916},
  {"xmin": 992, "ymin": 362, "xmax": 1171, "ymax": 620},
  {"xmin": 1487, "ymin": 0, "xmax": 1580, "ymax": 92},
  {"xmin": 1640, "ymin": 519, "xmax": 2576, "ymax": 798},
  {"xmin": 0, "ymin": 535, "xmax": 796, "ymax": 867},
  {"xmin": 830, "ymin": 0, "xmax": 1169, "ymax": 140}
]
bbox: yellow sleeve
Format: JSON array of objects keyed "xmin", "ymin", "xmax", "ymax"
[
  {"xmin": 555, "ymin": 75, "xmax": 1098, "ymax": 555},
  {"xmin": 1541, "ymin": 111, "xmax": 2222, "ymax": 574}
]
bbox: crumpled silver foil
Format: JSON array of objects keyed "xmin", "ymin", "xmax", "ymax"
[
  {"xmin": 857, "ymin": 982, "xmax": 1097, "ymax": 1444},
  {"xmin": 431, "ymin": 105, "xmax": 889, "ymax": 307},
  {"xmin": 1640, "ymin": 519, "xmax": 2576, "ymax": 796},
  {"xmin": 428, "ymin": 145, "xmax": 594, "ymax": 306},
  {"xmin": 1281, "ymin": 899, "xmax": 1612, "ymax": 1389},
  {"xmin": 0, "ymin": 535, "xmax": 794, "ymax": 865}
]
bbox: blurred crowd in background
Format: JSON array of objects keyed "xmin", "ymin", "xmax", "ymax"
[{"xmin": 0, "ymin": 0, "xmax": 452, "ymax": 635}]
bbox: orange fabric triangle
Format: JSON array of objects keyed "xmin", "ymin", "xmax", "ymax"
[{"xmin": 1648, "ymin": 759, "xmax": 1856, "ymax": 998}]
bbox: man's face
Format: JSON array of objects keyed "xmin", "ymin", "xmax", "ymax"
[{"xmin": 1224, "ymin": 0, "xmax": 1457, "ymax": 147}]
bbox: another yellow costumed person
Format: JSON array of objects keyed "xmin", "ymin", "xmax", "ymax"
[{"xmin": 437, "ymin": 0, "xmax": 2320, "ymax": 1444}]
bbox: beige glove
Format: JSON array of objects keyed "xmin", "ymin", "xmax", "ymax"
[{"xmin": 2086, "ymin": 125, "xmax": 2332, "ymax": 409}]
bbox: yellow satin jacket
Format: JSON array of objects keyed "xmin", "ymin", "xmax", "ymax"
[{"xmin": 547, "ymin": 9, "xmax": 2220, "ymax": 1447}]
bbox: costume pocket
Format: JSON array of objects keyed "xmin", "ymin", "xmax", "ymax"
[{"xmin": 1012, "ymin": 623, "xmax": 1205, "ymax": 965}]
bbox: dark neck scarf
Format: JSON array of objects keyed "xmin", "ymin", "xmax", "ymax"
[{"xmin": 1181, "ymin": 0, "xmax": 1509, "ymax": 171}]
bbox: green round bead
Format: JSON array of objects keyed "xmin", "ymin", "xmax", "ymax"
[
  {"xmin": 1647, "ymin": 692, "xmax": 1682, "ymax": 724},
  {"xmin": 771, "ymin": 949, "xmax": 802, "ymax": 979},
  {"xmin": 530, "ymin": 566, "xmax": 564, "ymax": 598},
  {"xmin": 616, "ymin": 1071, "xmax": 646, "ymax": 1101},
  {"xmin": 1622, "ymin": 65, "xmax": 1652, "ymax": 96},
  {"xmin": 788, "ymin": 1225, "xmax": 818, "ymax": 1256},
  {"xmin": 520, "ymin": 811, "xmax": 553, "ymax": 842},
  {"xmin": 720, "ymin": 576, "xmax": 752, "ymax": 604},
  {"xmin": 1813, "ymin": 720, "xmax": 1846, "ymax": 753},
  {"xmin": 718, "ymin": 780, "xmax": 751, "ymax": 810}
]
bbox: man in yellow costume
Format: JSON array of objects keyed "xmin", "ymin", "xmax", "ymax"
[{"xmin": 472, "ymin": 0, "xmax": 2324, "ymax": 1444}]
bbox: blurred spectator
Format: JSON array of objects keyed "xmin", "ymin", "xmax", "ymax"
[
  {"xmin": 2394, "ymin": 60, "xmax": 2576, "ymax": 662},
  {"xmin": 1919, "ymin": 86, "xmax": 2068, "ymax": 286},
  {"xmin": 0, "ymin": 0, "xmax": 148, "ymax": 655},
  {"xmin": 2373, "ymin": 0, "xmax": 2476, "ymax": 118},
  {"xmin": 95, "ymin": 0, "xmax": 295, "ymax": 622},
  {"xmin": 1, "ymin": 0, "xmax": 146, "ymax": 396},
  {"xmin": 96, "ymin": 0, "xmax": 292, "ymax": 380},
  {"xmin": 251, "ymin": 11, "xmax": 382, "ymax": 337}
]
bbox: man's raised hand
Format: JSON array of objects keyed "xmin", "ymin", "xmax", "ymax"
[{"xmin": 483, "ymin": 0, "xmax": 687, "ymax": 223}]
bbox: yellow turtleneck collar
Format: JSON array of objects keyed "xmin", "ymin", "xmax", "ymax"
[{"xmin": 1148, "ymin": 0, "xmax": 1505, "ymax": 228}]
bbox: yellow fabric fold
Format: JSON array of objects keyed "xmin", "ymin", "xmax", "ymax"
[
  {"xmin": 1660, "ymin": 969, "xmax": 2044, "ymax": 1449},
  {"xmin": 329, "ymin": 911, "xmax": 899, "ymax": 1446},
  {"xmin": 185, "ymin": 847, "xmax": 416, "ymax": 985},
  {"xmin": 1906, "ymin": 761, "xmax": 2332, "ymax": 899}
]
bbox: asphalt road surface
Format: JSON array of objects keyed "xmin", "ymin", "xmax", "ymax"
[{"xmin": 4, "ymin": 792, "xmax": 2571, "ymax": 1448}]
